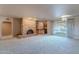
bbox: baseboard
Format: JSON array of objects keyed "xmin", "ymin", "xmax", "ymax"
[{"xmin": 1, "ymin": 35, "xmax": 13, "ymax": 39}]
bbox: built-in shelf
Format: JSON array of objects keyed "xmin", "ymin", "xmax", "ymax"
[{"xmin": 36, "ymin": 20, "xmax": 47, "ymax": 34}]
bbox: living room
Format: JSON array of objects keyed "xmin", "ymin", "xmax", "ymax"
[{"xmin": 0, "ymin": 4, "xmax": 79, "ymax": 54}]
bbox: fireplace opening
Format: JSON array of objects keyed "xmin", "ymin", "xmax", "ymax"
[{"xmin": 27, "ymin": 29, "xmax": 34, "ymax": 34}]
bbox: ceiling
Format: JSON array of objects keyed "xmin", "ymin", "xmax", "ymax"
[{"xmin": 0, "ymin": 4, "xmax": 79, "ymax": 20}]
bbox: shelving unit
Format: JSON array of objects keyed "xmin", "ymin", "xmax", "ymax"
[{"xmin": 36, "ymin": 20, "xmax": 47, "ymax": 34}]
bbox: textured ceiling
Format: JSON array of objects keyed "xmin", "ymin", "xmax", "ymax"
[{"xmin": 0, "ymin": 4, "xmax": 79, "ymax": 20}]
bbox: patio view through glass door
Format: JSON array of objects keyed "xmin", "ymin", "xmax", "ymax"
[{"xmin": 53, "ymin": 18, "xmax": 67, "ymax": 37}]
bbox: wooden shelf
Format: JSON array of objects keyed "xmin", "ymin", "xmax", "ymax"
[{"xmin": 36, "ymin": 20, "xmax": 47, "ymax": 34}]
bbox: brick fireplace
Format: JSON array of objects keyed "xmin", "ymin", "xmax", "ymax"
[{"xmin": 22, "ymin": 17, "xmax": 36, "ymax": 35}]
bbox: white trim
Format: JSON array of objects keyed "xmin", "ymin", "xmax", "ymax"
[{"xmin": 1, "ymin": 35, "xmax": 13, "ymax": 39}]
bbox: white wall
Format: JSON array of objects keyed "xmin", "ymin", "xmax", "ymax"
[
  {"xmin": 72, "ymin": 17, "xmax": 79, "ymax": 39},
  {"xmin": 47, "ymin": 21, "xmax": 54, "ymax": 35},
  {"xmin": 67, "ymin": 18, "xmax": 74, "ymax": 38},
  {"xmin": 67, "ymin": 17, "xmax": 79, "ymax": 39}
]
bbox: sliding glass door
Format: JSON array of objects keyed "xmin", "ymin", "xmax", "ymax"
[{"xmin": 53, "ymin": 18, "xmax": 67, "ymax": 37}]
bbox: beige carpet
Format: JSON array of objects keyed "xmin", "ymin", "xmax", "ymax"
[{"xmin": 0, "ymin": 35, "xmax": 79, "ymax": 54}]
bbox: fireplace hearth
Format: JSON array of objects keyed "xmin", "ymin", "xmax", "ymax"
[{"xmin": 27, "ymin": 29, "xmax": 34, "ymax": 34}]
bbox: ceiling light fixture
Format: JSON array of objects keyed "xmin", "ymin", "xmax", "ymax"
[
  {"xmin": 61, "ymin": 15, "xmax": 72, "ymax": 18},
  {"xmin": 27, "ymin": 17, "xmax": 37, "ymax": 21}
]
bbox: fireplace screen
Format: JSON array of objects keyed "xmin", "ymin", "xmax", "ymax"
[{"xmin": 27, "ymin": 29, "xmax": 34, "ymax": 34}]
